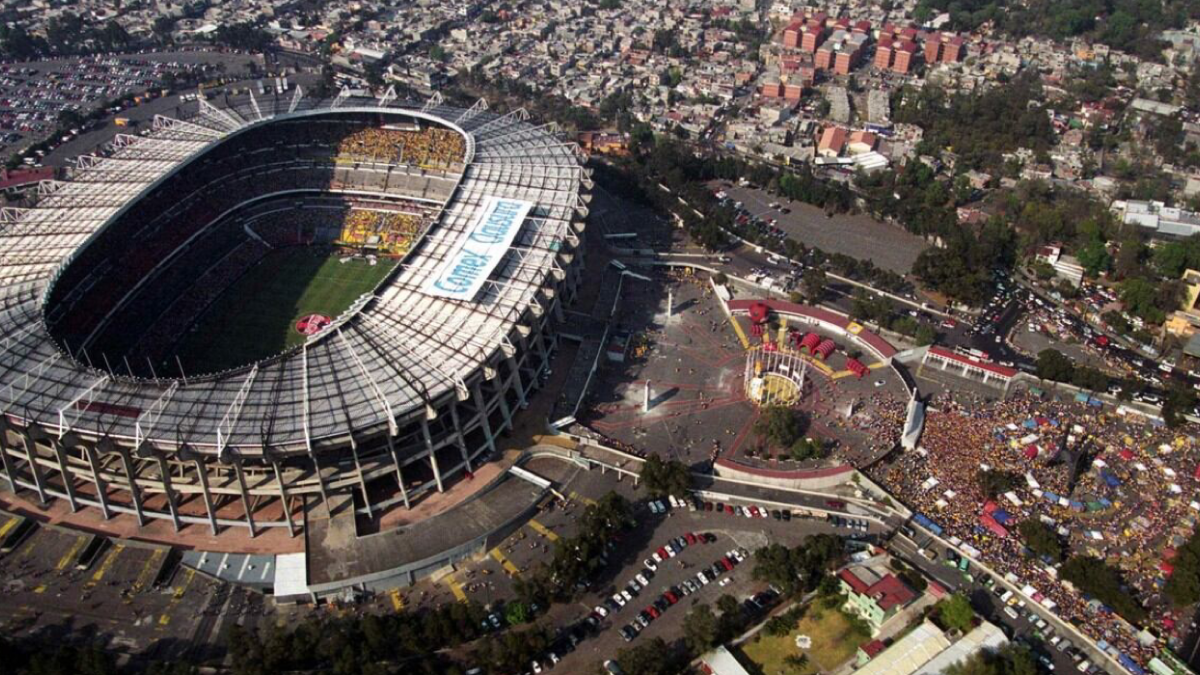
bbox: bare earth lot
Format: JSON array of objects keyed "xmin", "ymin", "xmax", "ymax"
[{"xmin": 719, "ymin": 184, "xmax": 929, "ymax": 275}]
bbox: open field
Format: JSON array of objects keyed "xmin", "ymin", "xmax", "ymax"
[
  {"xmin": 738, "ymin": 604, "xmax": 871, "ymax": 675},
  {"xmin": 174, "ymin": 247, "xmax": 397, "ymax": 373}
]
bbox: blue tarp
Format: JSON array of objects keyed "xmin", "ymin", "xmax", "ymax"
[
  {"xmin": 1099, "ymin": 497, "xmax": 1112, "ymax": 507},
  {"xmin": 1068, "ymin": 500, "xmax": 1085, "ymax": 511},
  {"xmin": 1102, "ymin": 471, "xmax": 1121, "ymax": 488},
  {"xmin": 1117, "ymin": 654, "xmax": 1145, "ymax": 675},
  {"xmin": 1044, "ymin": 491, "xmax": 1060, "ymax": 503},
  {"xmin": 914, "ymin": 514, "xmax": 944, "ymax": 536},
  {"xmin": 993, "ymin": 510, "xmax": 1013, "ymax": 525},
  {"xmin": 1023, "ymin": 419, "xmax": 1037, "ymax": 428}
]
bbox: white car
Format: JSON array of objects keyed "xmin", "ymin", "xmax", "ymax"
[
  {"xmin": 651, "ymin": 552, "xmax": 664, "ymax": 564},
  {"xmin": 874, "ymin": 379, "xmax": 886, "ymax": 387},
  {"xmin": 613, "ymin": 593, "xmax": 626, "ymax": 607},
  {"xmin": 594, "ymin": 605, "xmax": 609, "ymax": 618},
  {"xmin": 758, "ymin": 505, "xmax": 770, "ymax": 518},
  {"xmin": 645, "ymin": 557, "xmax": 659, "ymax": 570},
  {"xmin": 635, "ymin": 573, "xmax": 650, "ymax": 587},
  {"xmin": 620, "ymin": 590, "xmax": 633, "ymax": 603}
]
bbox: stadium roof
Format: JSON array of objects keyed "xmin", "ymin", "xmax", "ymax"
[{"xmin": 0, "ymin": 93, "xmax": 587, "ymax": 455}]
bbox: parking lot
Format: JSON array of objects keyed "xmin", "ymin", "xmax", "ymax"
[
  {"xmin": 0, "ymin": 512, "xmax": 264, "ymax": 666},
  {"xmin": 716, "ymin": 183, "xmax": 929, "ymax": 275}
]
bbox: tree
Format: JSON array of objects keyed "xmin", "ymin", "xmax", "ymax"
[
  {"xmin": 934, "ymin": 593, "xmax": 975, "ymax": 632},
  {"xmin": 615, "ymin": 638, "xmax": 675, "ymax": 675},
  {"xmin": 789, "ymin": 436, "xmax": 825, "ymax": 461},
  {"xmin": 712, "ymin": 271, "xmax": 728, "ymax": 286},
  {"xmin": 1061, "ymin": 556, "xmax": 1145, "ymax": 623},
  {"xmin": 1166, "ymin": 530, "xmax": 1200, "ymax": 607},
  {"xmin": 1162, "ymin": 383, "xmax": 1197, "ymax": 429},
  {"xmin": 976, "ymin": 469, "xmax": 1019, "ymax": 499},
  {"xmin": 683, "ymin": 603, "xmax": 719, "ymax": 655},
  {"xmin": 1017, "ymin": 520, "xmax": 1063, "ymax": 562},
  {"xmin": 505, "ymin": 600, "xmax": 530, "ymax": 625},
  {"xmin": 640, "ymin": 453, "xmax": 691, "ymax": 498},
  {"xmin": 802, "ymin": 267, "xmax": 827, "ymax": 304},
  {"xmin": 754, "ymin": 406, "xmax": 808, "ymax": 449},
  {"xmin": 944, "ymin": 643, "xmax": 1038, "ymax": 675},
  {"xmin": 1075, "ymin": 239, "xmax": 1111, "ymax": 277},
  {"xmin": 1035, "ymin": 348, "xmax": 1073, "ymax": 382}
]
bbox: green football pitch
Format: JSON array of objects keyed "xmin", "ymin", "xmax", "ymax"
[{"xmin": 173, "ymin": 247, "xmax": 398, "ymax": 374}]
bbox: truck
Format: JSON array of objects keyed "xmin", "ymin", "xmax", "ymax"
[{"xmin": 114, "ymin": 117, "xmax": 131, "ymax": 127}]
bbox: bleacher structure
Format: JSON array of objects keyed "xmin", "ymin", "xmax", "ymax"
[{"xmin": 0, "ymin": 90, "xmax": 591, "ymax": 537}]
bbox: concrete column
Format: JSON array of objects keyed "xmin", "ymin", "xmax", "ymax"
[
  {"xmin": 421, "ymin": 418, "xmax": 443, "ymax": 492},
  {"xmin": 232, "ymin": 460, "xmax": 257, "ymax": 538},
  {"xmin": 19, "ymin": 435, "xmax": 49, "ymax": 506},
  {"xmin": 494, "ymin": 376, "xmax": 514, "ymax": 431},
  {"xmin": 508, "ymin": 355, "xmax": 527, "ymax": 407},
  {"xmin": 472, "ymin": 381, "xmax": 498, "ymax": 457},
  {"xmin": 0, "ymin": 425, "xmax": 19, "ymax": 494},
  {"xmin": 449, "ymin": 401, "xmax": 471, "ymax": 473},
  {"xmin": 50, "ymin": 438, "xmax": 80, "ymax": 513},
  {"xmin": 385, "ymin": 434, "xmax": 410, "ymax": 509},
  {"xmin": 83, "ymin": 444, "xmax": 112, "ymax": 520},
  {"xmin": 272, "ymin": 461, "xmax": 297, "ymax": 537},
  {"xmin": 116, "ymin": 446, "xmax": 146, "ymax": 527},
  {"xmin": 154, "ymin": 454, "xmax": 182, "ymax": 533},
  {"xmin": 193, "ymin": 458, "xmax": 219, "ymax": 535}
]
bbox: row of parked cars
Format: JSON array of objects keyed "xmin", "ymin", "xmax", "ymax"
[{"xmin": 619, "ymin": 540, "xmax": 750, "ymax": 643}]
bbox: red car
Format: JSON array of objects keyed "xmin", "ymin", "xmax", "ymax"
[
  {"xmin": 721, "ymin": 558, "xmax": 735, "ymax": 572},
  {"xmin": 685, "ymin": 532, "xmax": 697, "ymax": 545},
  {"xmin": 647, "ymin": 606, "xmax": 660, "ymax": 619},
  {"xmin": 664, "ymin": 592, "xmax": 679, "ymax": 605},
  {"xmin": 657, "ymin": 546, "xmax": 669, "ymax": 559}
]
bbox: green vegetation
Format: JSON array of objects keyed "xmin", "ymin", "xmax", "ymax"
[
  {"xmin": 1034, "ymin": 349, "xmax": 1110, "ymax": 392},
  {"xmin": 754, "ymin": 406, "xmax": 826, "ymax": 460},
  {"xmin": 639, "ymin": 453, "xmax": 693, "ymax": 498},
  {"xmin": 614, "ymin": 638, "xmax": 681, "ymax": 675},
  {"xmin": 1060, "ymin": 555, "xmax": 1146, "ymax": 623},
  {"xmin": 738, "ymin": 603, "xmax": 872, "ymax": 675},
  {"xmin": 894, "ymin": 74, "xmax": 1055, "ymax": 172},
  {"xmin": 1165, "ymin": 530, "xmax": 1200, "ymax": 607},
  {"xmin": 1017, "ymin": 520, "xmax": 1064, "ymax": 562},
  {"xmin": 174, "ymin": 248, "xmax": 397, "ymax": 374},
  {"xmin": 932, "ymin": 593, "xmax": 976, "ymax": 633},
  {"xmin": 916, "ymin": 0, "xmax": 1198, "ymax": 61},
  {"xmin": 943, "ymin": 643, "xmax": 1039, "ymax": 675},
  {"xmin": 976, "ymin": 469, "xmax": 1020, "ymax": 499},
  {"xmin": 752, "ymin": 533, "xmax": 845, "ymax": 596}
]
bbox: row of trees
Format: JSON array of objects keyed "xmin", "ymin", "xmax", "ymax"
[
  {"xmin": 0, "ymin": 638, "xmax": 198, "ymax": 675},
  {"xmin": 1060, "ymin": 555, "xmax": 1146, "ymax": 623},
  {"xmin": 751, "ymin": 533, "xmax": 845, "ymax": 596}
]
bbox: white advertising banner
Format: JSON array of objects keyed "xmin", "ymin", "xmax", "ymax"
[{"xmin": 422, "ymin": 196, "xmax": 533, "ymax": 300}]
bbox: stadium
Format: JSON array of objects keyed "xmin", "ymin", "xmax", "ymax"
[{"xmin": 0, "ymin": 89, "xmax": 590, "ymax": 537}]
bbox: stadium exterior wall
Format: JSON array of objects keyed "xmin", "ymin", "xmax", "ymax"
[{"xmin": 0, "ymin": 101, "xmax": 589, "ymax": 538}]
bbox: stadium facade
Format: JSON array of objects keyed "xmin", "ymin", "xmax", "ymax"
[{"xmin": 0, "ymin": 90, "xmax": 590, "ymax": 536}]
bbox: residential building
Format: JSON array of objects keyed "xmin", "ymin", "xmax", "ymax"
[{"xmin": 839, "ymin": 564, "xmax": 918, "ymax": 630}]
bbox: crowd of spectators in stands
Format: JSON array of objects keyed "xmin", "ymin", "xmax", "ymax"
[
  {"xmin": 866, "ymin": 390, "xmax": 1200, "ymax": 668},
  {"xmin": 336, "ymin": 126, "xmax": 465, "ymax": 168},
  {"xmin": 337, "ymin": 208, "xmax": 424, "ymax": 255}
]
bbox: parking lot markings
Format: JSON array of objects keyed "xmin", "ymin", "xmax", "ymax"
[
  {"xmin": 446, "ymin": 575, "xmax": 467, "ymax": 603},
  {"xmin": 490, "ymin": 547, "xmax": 520, "ymax": 576},
  {"xmin": 527, "ymin": 519, "xmax": 559, "ymax": 542},
  {"xmin": 86, "ymin": 544, "xmax": 124, "ymax": 589},
  {"xmin": 728, "ymin": 316, "xmax": 750, "ymax": 350},
  {"xmin": 130, "ymin": 549, "xmax": 164, "ymax": 594},
  {"xmin": 569, "ymin": 491, "xmax": 597, "ymax": 506},
  {"xmin": 389, "ymin": 588, "xmax": 404, "ymax": 612},
  {"xmin": 158, "ymin": 569, "xmax": 196, "ymax": 628},
  {"xmin": 32, "ymin": 584, "xmax": 45, "ymax": 594},
  {"xmin": 0, "ymin": 515, "xmax": 17, "ymax": 539},
  {"xmin": 55, "ymin": 536, "xmax": 87, "ymax": 572}
]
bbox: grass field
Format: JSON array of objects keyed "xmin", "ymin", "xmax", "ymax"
[
  {"xmin": 737, "ymin": 605, "xmax": 870, "ymax": 675},
  {"xmin": 173, "ymin": 247, "xmax": 397, "ymax": 374}
]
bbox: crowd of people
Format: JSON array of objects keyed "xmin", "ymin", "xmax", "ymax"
[
  {"xmin": 866, "ymin": 390, "xmax": 1200, "ymax": 668},
  {"xmin": 337, "ymin": 208, "xmax": 425, "ymax": 255},
  {"xmin": 335, "ymin": 126, "xmax": 466, "ymax": 168}
]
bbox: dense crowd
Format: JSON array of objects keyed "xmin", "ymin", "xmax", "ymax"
[
  {"xmin": 337, "ymin": 209, "xmax": 424, "ymax": 255},
  {"xmin": 867, "ymin": 391, "xmax": 1200, "ymax": 668},
  {"xmin": 336, "ymin": 127, "xmax": 466, "ymax": 168}
]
